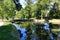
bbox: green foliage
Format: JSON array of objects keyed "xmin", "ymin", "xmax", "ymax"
[
  {"xmin": 0, "ymin": 0, "xmax": 15, "ymax": 19},
  {"xmin": 48, "ymin": 2, "xmax": 60, "ymax": 19},
  {"xmin": 0, "ymin": 0, "xmax": 60, "ymax": 20}
]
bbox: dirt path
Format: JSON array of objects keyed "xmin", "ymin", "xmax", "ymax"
[
  {"xmin": 34, "ymin": 19, "xmax": 60, "ymax": 24},
  {"xmin": 0, "ymin": 19, "xmax": 60, "ymax": 24}
]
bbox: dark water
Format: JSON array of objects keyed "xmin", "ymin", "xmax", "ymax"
[
  {"xmin": 12, "ymin": 23, "xmax": 39, "ymax": 40},
  {"xmin": 12, "ymin": 24, "xmax": 27, "ymax": 40},
  {"xmin": 12, "ymin": 23, "xmax": 60, "ymax": 40}
]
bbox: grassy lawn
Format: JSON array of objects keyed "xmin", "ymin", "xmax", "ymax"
[
  {"xmin": 3, "ymin": 22, "xmax": 12, "ymax": 25},
  {"xmin": 0, "ymin": 24, "xmax": 19, "ymax": 40}
]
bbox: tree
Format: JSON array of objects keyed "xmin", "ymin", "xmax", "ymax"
[
  {"xmin": 34, "ymin": 0, "xmax": 50, "ymax": 19},
  {"xmin": 0, "ymin": 0, "xmax": 15, "ymax": 20},
  {"xmin": 24, "ymin": 0, "xmax": 33, "ymax": 19},
  {"xmin": 49, "ymin": 2, "xmax": 60, "ymax": 19}
]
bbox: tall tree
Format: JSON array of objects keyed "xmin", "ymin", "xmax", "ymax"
[
  {"xmin": 0, "ymin": 0, "xmax": 15, "ymax": 20},
  {"xmin": 24, "ymin": 0, "xmax": 33, "ymax": 19},
  {"xmin": 35, "ymin": 0, "xmax": 50, "ymax": 19}
]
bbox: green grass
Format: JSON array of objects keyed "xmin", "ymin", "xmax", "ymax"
[
  {"xmin": 0, "ymin": 24, "xmax": 19, "ymax": 40},
  {"xmin": 3, "ymin": 22, "xmax": 12, "ymax": 25},
  {"xmin": 56, "ymin": 31, "xmax": 60, "ymax": 34}
]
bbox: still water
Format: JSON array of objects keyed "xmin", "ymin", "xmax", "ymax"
[
  {"xmin": 12, "ymin": 23, "xmax": 39, "ymax": 40},
  {"xmin": 12, "ymin": 23, "xmax": 60, "ymax": 40}
]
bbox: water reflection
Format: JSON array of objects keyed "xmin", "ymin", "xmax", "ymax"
[
  {"xmin": 20, "ymin": 28, "xmax": 27, "ymax": 40},
  {"xmin": 58, "ymin": 34, "xmax": 60, "ymax": 38},
  {"xmin": 12, "ymin": 23, "xmax": 60, "ymax": 40},
  {"xmin": 12, "ymin": 23, "xmax": 27, "ymax": 40},
  {"xmin": 12, "ymin": 23, "xmax": 39, "ymax": 40},
  {"xmin": 43, "ymin": 22, "xmax": 56, "ymax": 40}
]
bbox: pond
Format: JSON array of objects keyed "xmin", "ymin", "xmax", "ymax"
[
  {"xmin": 12, "ymin": 23, "xmax": 38, "ymax": 40},
  {"xmin": 12, "ymin": 22, "xmax": 60, "ymax": 40}
]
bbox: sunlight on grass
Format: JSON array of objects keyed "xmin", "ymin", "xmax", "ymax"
[
  {"xmin": 0, "ymin": 21, "xmax": 4, "ymax": 26},
  {"xmin": 0, "ymin": 24, "xmax": 19, "ymax": 40},
  {"xmin": 0, "ymin": 21, "xmax": 12, "ymax": 26},
  {"xmin": 4, "ymin": 22, "xmax": 12, "ymax": 25}
]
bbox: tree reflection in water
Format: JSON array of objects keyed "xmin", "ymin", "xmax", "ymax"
[{"xmin": 12, "ymin": 22, "xmax": 60, "ymax": 40}]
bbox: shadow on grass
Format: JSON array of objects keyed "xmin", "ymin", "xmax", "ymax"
[{"xmin": 0, "ymin": 24, "xmax": 20, "ymax": 40}]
